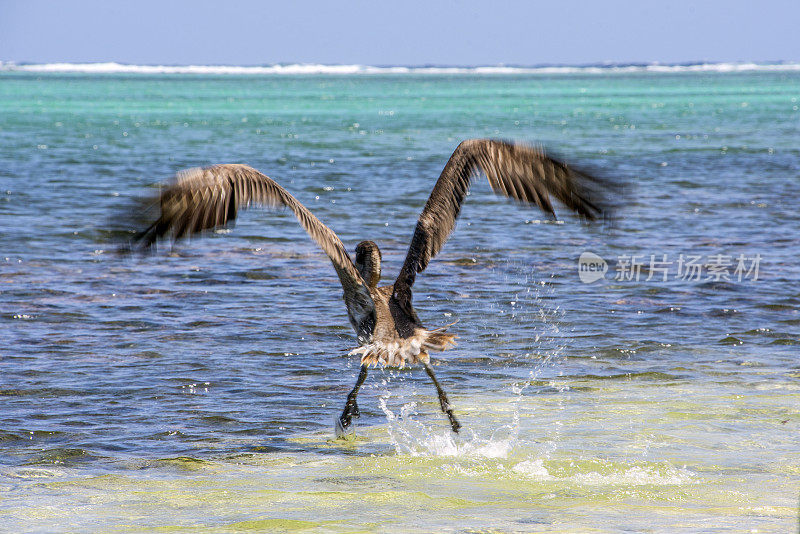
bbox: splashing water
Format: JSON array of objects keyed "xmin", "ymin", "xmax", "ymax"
[
  {"xmin": 371, "ymin": 266, "xmax": 563, "ymax": 459},
  {"xmin": 379, "ymin": 397, "xmax": 518, "ymax": 458}
]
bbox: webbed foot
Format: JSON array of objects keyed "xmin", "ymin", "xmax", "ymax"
[
  {"xmin": 336, "ymin": 365, "xmax": 368, "ymax": 439},
  {"xmin": 424, "ymin": 362, "xmax": 461, "ymax": 434},
  {"xmin": 446, "ymin": 409, "xmax": 461, "ymax": 433},
  {"xmin": 334, "ymin": 414, "xmax": 353, "ymax": 439}
]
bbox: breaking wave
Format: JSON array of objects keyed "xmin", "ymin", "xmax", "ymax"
[{"xmin": 1, "ymin": 61, "xmax": 798, "ymax": 75}]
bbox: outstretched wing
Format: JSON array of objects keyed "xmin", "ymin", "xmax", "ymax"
[
  {"xmin": 393, "ymin": 139, "xmax": 608, "ymax": 313},
  {"xmin": 128, "ymin": 164, "xmax": 375, "ymax": 341}
]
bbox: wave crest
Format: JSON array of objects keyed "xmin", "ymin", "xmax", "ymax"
[{"xmin": 1, "ymin": 61, "xmax": 799, "ymax": 75}]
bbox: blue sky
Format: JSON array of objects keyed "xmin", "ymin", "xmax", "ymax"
[{"xmin": 1, "ymin": 0, "xmax": 798, "ymax": 66}]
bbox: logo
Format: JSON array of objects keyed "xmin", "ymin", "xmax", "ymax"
[{"xmin": 578, "ymin": 252, "xmax": 608, "ymax": 284}]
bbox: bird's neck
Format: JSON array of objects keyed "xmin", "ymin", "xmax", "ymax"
[
  {"xmin": 364, "ymin": 257, "xmax": 381, "ymax": 289},
  {"xmin": 359, "ymin": 247, "xmax": 381, "ymax": 289}
]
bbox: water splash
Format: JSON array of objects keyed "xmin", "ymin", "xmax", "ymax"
[
  {"xmin": 378, "ymin": 397, "xmax": 518, "ymax": 458},
  {"xmin": 373, "ymin": 264, "xmax": 569, "ymax": 459}
]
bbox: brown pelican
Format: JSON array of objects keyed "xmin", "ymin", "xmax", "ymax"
[{"xmin": 126, "ymin": 139, "xmax": 608, "ymax": 435}]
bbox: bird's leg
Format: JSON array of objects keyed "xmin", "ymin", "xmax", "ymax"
[
  {"xmin": 339, "ymin": 364, "xmax": 368, "ymax": 431},
  {"xmin": 423, "ymin": 362, "xmax": 461, "ymax": 433}
]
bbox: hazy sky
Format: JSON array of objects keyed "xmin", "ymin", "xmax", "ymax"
[{"xmin": 1, "ymin": 0, "xmax": 798, "ymax": 66}]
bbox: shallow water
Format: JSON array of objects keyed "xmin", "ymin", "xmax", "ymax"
[{"xmin": 0, "ymin": 71, "xmax": 798, "ymax": 532}]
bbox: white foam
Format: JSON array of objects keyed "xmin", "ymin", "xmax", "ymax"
[
  {"xmin": 2, "ymin": 467, "xmax": 67, "ymax": 479},
  {"xmin": 511, "ymin": 458, "xmax": 553, "ymax": 479},
  {"xmin": 1, "ymin": 61, "xmax": 798, "ymax": 75},
  {"xmin": 569, "ymin": 465, "xmax": 695, "ymax": 486},
  {"xmin": 512, "ymin": 459, "xmax": 695, "ymax": 486},
  {"xmin": 379, "ymin": 398, "xmax": 517, "ymax": 458}
]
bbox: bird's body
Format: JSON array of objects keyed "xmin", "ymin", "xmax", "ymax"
[
  {"xmin": 348, "ymin": 284, "xmax": 456, "ymax": 368},
  {"xmin": 125, "ymin": 139, "xmax": 609, "ymax": 434}
]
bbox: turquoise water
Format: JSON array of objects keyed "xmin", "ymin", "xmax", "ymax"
[{"xmin": 0, "ymin": 71, "xmax": 798, "ymax": 532}]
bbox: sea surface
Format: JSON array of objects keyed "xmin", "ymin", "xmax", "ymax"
[{"xmin": 0, "ymin": 66, "xmax": 798, "ymax": 532}]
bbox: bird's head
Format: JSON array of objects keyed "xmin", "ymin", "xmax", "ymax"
[{"xmin": 355, "ymin": 240, "xmax": 381, "ymax": 289}]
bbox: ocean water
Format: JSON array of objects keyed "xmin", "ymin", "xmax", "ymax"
[{"xmin": 0, "ymin": 68, "xmax": 798, "ymax": 532}]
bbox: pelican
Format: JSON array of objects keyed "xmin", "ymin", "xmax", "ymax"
[{"xmin": 125, "ymin": 139, "xmax": 608, "ymax": 435}]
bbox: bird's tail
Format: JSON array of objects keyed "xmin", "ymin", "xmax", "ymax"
[
  {"xmin": 420, "ymin": 323, "xmax": 458, "ymax": 352},
  {"xmin": 350, "ymin": 322, "xmax": 457, "ymax": 368}
]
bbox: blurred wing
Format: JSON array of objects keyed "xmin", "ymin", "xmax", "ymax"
[
  {"xmin": 130, "ymin": 164, "xmax": 375, "ymax": 340},
  {"xmin": 393, "ymin": 139, "xmax": 608, "ymax": 309}
]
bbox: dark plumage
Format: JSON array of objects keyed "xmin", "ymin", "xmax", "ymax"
[{"xmin": 123, "ymin": 139, "xmax": 609, "ymax": 434}]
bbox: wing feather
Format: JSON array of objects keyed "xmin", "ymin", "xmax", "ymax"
[
  {"xmin": 130, "ymin": 163, "xmax": 376, "ymax": 341},
  {"xmin": 393, "ymin": 139, "xmax": 609, "ymax": 310}
]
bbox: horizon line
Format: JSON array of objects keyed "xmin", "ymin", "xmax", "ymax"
[{"xmin": 2, "ymin": 60, "xmax": 799, "ymax": 75}]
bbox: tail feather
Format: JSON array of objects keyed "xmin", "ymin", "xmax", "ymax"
[
  {"xmin": 422, "ymin": 331, "xmax": 457, "ymax": 352},
  {"xmin": 349, "ymin": 325, "xmax": 457, "ymax": 368}
]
